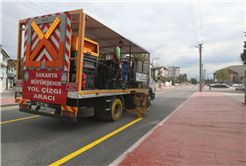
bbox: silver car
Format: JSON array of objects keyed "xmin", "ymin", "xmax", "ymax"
[{"xmin": 235, "ymin": 84, "xmax": 244, "ymax": 90}]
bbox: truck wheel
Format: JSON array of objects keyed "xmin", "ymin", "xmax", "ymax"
[{"xmin": 110, "ymin": 98, "xmax": 123, "ymax": 122}]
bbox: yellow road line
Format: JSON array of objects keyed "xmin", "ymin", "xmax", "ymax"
[
  {"xmin": 1, "ymin": 115, "xmax": 40, "ymax": 124},
  {"xmin": 49, "ymin": 118, "xmax": 143, "ymax": 166},
  {"xmin": 1, "ymin": 112, "xmax": 54, "ymax": 124},
  {"xmin": 1, "ymin": 106, "xmax": 19, "ymax": 110}
]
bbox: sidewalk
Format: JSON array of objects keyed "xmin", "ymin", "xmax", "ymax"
[
  {"xmin": 1, "ymin": 88, "xmax": 20, "ymax": 106},
  {"xmin": 113, "ymin": 92, "xmax": 246, "ymax": 166},
  {"xmin": 1, "ymin": 97, "xmax": 21, "ymax": 106}
]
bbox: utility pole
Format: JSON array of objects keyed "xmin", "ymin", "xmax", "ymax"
[
  {"xmin": 204, "ymin": 69, "xmax": 206, "ymax": 85},
  {"xmin": 195, "ymin": 44, "xmax": 203, "ymax": 91},
  {"xmin": 207, "ymin": 74, "xmax": 209, "ymax": 84}
]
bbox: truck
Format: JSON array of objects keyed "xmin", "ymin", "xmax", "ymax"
[{"xmin": 14, "ymin": 9, "xmax": 156, "ymax": 122}]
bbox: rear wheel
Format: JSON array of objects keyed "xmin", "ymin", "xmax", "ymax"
[{"xmin": 110, "ymin": 98, "xmax": 123, "ymax": 122}]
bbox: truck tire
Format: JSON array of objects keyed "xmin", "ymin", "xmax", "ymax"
[{"xmin": 110, "ymin": 98, "xmax": 123, "ymax": 122}]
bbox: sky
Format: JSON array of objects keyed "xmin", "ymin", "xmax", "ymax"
[{"xmin": 0, "ymin": 0, "xmax": 245, "ymax": 80}]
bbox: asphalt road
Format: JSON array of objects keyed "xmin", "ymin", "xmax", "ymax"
[{"xmin": 1, "ymin": 86, "xmax": 198, "ymax": 166}]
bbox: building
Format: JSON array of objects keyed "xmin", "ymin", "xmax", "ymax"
[
  {"xmin": 0, "ymin": 45, "xmax": 10, "ymax": 92},
  {"xmin": 154, "ymin": 66, "xmax": 168, "ymax": 78},
  {"xmin": 213, "ymin": 65, "xmax": 246, "ymax": 84},
  {"xmin": 175, "ymin": 67, "xmax": 180, "ymax": 77},
  {"xmin": 7, "ymin": 59, "xmax": 17, "ymax": 88},
  {"xmin": 214, "ymin": 69, "xmax": 238, "ymax": 84},
  {"xmin": 225, "ymin": 65, "xmax": 246, "ymax": 83},
  {"xmin": 168, "ymin": 66, "xmax": 180, "ymax": 78}
]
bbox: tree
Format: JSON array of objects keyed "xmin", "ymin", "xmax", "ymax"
[
  {"xmin": 216, "ymin": 69, "xmax": 230, "ymax": 81},
  {"xmin": 190, "ymin": 78, "xmax": 197, "ymax": 84},
  {"xmin": 183, "ymin": 74, "xmax": 188, "ymax": 82},
  {"xmin": 132, "ymin": 54, "xmax": 149, "ymax": 61},
  {"xmin": 240, "ymin": 32, "xmax": 246, "ymax": 64},
  {"xmin": 206, "ymin": 79, "xmax": 213, "ymax": 84},
  {"xmin": 177, "ymin": 74, "xmax": 188, "ymax": 83},
  {"xmin": 166, "ymin": 77, "xmax": 175, "ymax": 85}
]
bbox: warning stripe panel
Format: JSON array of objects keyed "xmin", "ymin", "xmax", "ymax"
[
  {"xmin": 15, "ymin": 99, "xmax": 26, "ymax": 104},
  {"xmin": 61, "ymin": 105, "xmax": 78, "ymax": 113},
  {"xmin": 23, "ymin": 11, "xmax": 71, "ymax": 71}
]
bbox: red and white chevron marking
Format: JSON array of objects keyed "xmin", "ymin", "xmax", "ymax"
[
  {"xmin": 31, "ymin": 23, "xmax": 59, "ymax": 61},
  {"xmin": 23, "ymin": 12, "xmax": 71, "ymax": 71}
]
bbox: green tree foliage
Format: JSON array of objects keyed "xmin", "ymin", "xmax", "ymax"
[
  {"xmin": 166, "ymin": 77, "xmax": 175, "ymax": 85},
  {"xmin": 177, "ymin": 74, "xmax": 188, "ymax": 83},
  {"xmin": 190, "ymin": 78, "xmax": 197, "ymax": 84},
  {"xmin": 240, "ymin": 41, "xmax": 246, "ymax": 65},
  {"xmin": 133, "ymin": 54, "xmax": 149, "ymax": 61},
  {"xmin": 240, "ymin": 32, "xmax": 246, "ymax": 64},
  {"xmin": 206, "ymin": 79, "xmax": 213, "ymax": 85},
  {"xmin": 216, "ymin": 69, "xmax": 230, "ymax": 81}
]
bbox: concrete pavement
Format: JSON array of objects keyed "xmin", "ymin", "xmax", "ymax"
[{"xmin": 113, "ymin": 91, "xmax": 246, "ymax": 166}]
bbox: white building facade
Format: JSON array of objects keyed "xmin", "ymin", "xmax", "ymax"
[
  {"xmin": 0, "ymin": 47, "xmax": 10, "ymax": 92},
  {"xmin": 155, "ymin": 66, "xmax": 168, "ymax": 78},
  {"xmin": 7, "ymin": 61, "xmax": 17, "ymax": 88},
  {"xmin": 168, "ymin": 66, "xmax": 180, "ymax": 78}
]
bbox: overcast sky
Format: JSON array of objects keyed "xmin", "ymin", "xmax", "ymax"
[{"xmin": 1, "ymin": 0, "xmax": 245, "ymax": 79}]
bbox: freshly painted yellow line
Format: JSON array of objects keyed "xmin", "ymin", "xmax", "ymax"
[
  {"xmin": 0, "ymin": 106, "xmax": 19, "ymax": 110},
  {"xmin": 1, "ymin": 115, "xmax": 40, "ymax": 124},
  {"xmin": 49, "ymin": 118, "xmax": 143, "ymax": 166},
  {"xmin": 1, "ymin": 112, "xmax": 54, "ymax": 124}
]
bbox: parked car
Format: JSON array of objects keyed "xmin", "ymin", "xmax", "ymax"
[
  {"xmin": 175, "ymin": 83, "xmax": 180, "ymax": 86},
  {"xmin": 232, "ymin": 84, "xmax": 237, "ymax": 87},
  {"xmin": 211, "ymin": 83, "xmax": 229, "ymax": 88},
  {"xmin": 235, "ymin": 84, "xmax": 244, "ymax": 90}
]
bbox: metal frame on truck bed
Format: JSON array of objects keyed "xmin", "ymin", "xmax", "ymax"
[{"xmin": 15, "ymin": 9, "xmax": 155, "ymax": 122}]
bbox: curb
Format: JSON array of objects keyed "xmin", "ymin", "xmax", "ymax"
[
  {"xmin": 109, "ymin": 91, "xmax": 197, "ymax": 166},
  {"xmin": 1, "ymin": 104, "xmax": 19, "ymax": 107}
]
